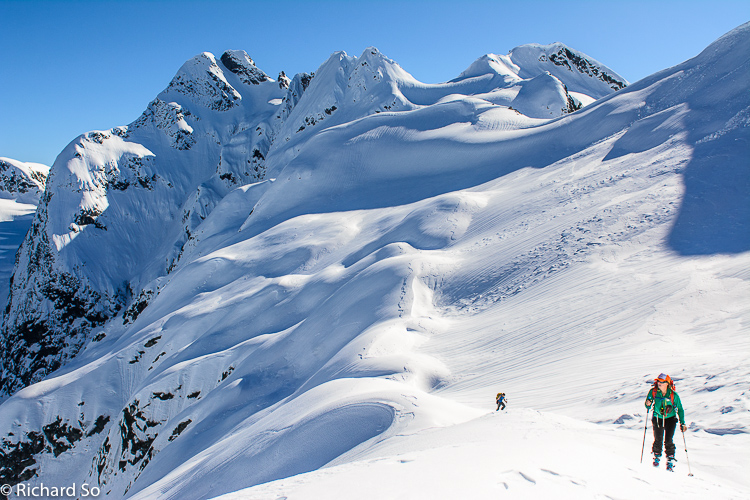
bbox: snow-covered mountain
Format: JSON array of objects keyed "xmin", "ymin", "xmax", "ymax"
[
  {"xmin": 0, "ymin": 158, "xmax": 49, "ymax": 313},
  {"xmin": 0, "ymin": 50, "xmax": 290, "ymax": 397},
  {"xmin": 0, "ymin": 23, "xmax": 748, "ymax": 500},
  {"xmin": 0, "ymin": 41, "xmax": 626, "ymax": 400},
  {"xmin": 453, "ymin": 42, "xmax": 626, "ymax": 113}
]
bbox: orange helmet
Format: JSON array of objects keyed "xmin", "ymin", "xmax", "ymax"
[{"xmin": 654, "ymin": 373, "xmax": 676, "ymax": 391}]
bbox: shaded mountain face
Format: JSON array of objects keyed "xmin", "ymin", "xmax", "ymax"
[{"xmin": 0, "ymin": 24, "xmax": 747, "ymax": 499}]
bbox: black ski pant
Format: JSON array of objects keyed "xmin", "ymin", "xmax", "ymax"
[
  {"xmin": 652, "ymin": 415, "xmax": 677, "ymax": 457},
  {"xmin": 496, "ymin": 401, "xmax": 506, "ymax": 411}
]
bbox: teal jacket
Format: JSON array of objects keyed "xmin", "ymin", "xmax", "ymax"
[{"xmin": 645, "ymin": 387, "xmax": 685, "ymax": 425}]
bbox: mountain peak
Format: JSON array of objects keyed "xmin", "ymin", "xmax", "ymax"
[
  {"xmin": 267, "ymin": 46, "xmax": 416, "ymax": 167},
  {"xmin": 162, "ymin": 52, "xmax": 242, "ymax": 111},
  {"xmin": 509, "ymin": 42, "xmax": 627, "ymax": 97},
  {"xmin": 452, "ymin": 53, "xmax": 522, "ymax": 84}
]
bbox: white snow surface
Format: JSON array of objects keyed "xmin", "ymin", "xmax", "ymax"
[{"xmin": 1, "ymin": 24, "xmax": 749, "ymax": 500}]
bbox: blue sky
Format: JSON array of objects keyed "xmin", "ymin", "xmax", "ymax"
[{"xmin": 1, "ymin": 0, "xmax": 747, "ymax": 166}]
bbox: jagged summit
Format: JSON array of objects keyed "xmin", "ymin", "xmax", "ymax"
[
  {"xmin": 147, "ymin": 49, "xmax": 276, "ymax": 116},
  {"xmin": 509, "ymin": 42, "xmax": 628, "ymax": 97},
  {"xmin": 161, "ymin": 51, "xmax": 244, "ymax": 112},
  {"xmin": 266, "ymin": 47, "xmax": 418, "ymax": 174},
  {"xmin": 277, "ymin": 70, "xmax": 292, "ymax": 89}
]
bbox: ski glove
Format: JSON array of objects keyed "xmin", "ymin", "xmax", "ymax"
[{"xmin": 680, "ymin": 424, "xmax": 688, "ymax": 432}]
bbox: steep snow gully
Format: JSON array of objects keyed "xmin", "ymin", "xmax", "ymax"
[{"xmin": 0, "ymin": 23, "xmax": 748, "ymax": 500}]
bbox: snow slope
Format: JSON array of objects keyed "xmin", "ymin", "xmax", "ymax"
[
  {"xmin": 214, "ymin": 28, "xmax": 749, "ymax": 500},
  {"xmin": 0, "ymin": 23, "xmax": 748, "ymax": 500},
  {"xmin": 217, "ymin": 410, "xmax": 749, "ymax": 500}
]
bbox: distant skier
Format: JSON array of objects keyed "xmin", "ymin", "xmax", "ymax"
[
  {"xmin": 495, "ymin": 392, "xmax": 506, "ymax": 411},
  {"xmin": 645, "ymin": 373, "xmax": 687, "ymax": 471}
]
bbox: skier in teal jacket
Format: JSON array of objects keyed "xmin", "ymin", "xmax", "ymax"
[{"xmin": 645, "ymin": 373, "xmax": 687, "ymax": 470}]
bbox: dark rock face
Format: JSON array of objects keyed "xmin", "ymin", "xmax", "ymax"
[
  {"xmin": 564, "ymin": 84, "xmax": 583, "ymax": 113},
  {"xmin": 92, "ymin": 396, "xmax": 191, "ymax": 493},
  {"xmin": 547, "ymin": 47, "xmax": 626, "ymax": 91},
  {"xmin": 220, "ymin": 50, "xmax": 270, "ymax": 86},
  {"xmin": 117, "ymin": 400, "xmax": 159, "ymax": 474},
  {"xmin": 0, "ymin": 414, "xmax": 109, "ymax": 486},
  {"xmin": 0, "ymin": 280, "xmax": 116, "ymax": 396},
  {"xmin": 168, "ymin": 419, "xmax": 192, "ymax": 442},
  {"xmin": 92, "ymin": 399, "xmax": 161, "ymax": 493}
]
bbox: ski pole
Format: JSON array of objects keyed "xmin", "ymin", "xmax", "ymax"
[
  {"xmin": 640, "ymin": 406, "xmax": 650, "ymax": 463},
  {"xmin": 681, "ymin": 428, "xmax": 694, "ymax": 476}
]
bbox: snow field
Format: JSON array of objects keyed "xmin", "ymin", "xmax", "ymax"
[{"xmin": 215, "ymin": 409, "xmax": 750, "ymax": 500}]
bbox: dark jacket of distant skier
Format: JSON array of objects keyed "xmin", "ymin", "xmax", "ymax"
[
  {"xmin": 496, "ymin": 392, "xmax": 506, "ymax": 411},
  {"xmin": 645, "ymin": 373, "xmax": 686, "ymax": 469}
]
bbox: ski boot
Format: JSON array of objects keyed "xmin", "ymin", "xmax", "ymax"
[
  {"xmin": 652, "ymin": 454, "xmax": 661, "ymax": 467},
  {"xmin": 666, "ymin": 455, "xmax": 677, "ymax": 472}
]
